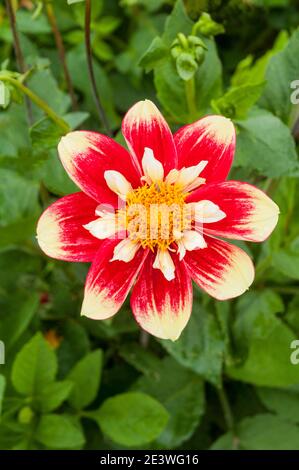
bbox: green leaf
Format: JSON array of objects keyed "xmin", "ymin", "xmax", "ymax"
[
  {"xmin": 0, "ymin": 292, "xmax": 39, "ymax": 350},
  {"xmin": 0, "ymin": 250, "xmax": 41, "ymax": 291},
  {"xmin": 28, "ymin": 69, "xmax": 70, "ymax": 118},
  {"xmin": 36, "ymin": 381, "xmax": 74, "ymax": 413},
  {"xmin": 94, "ymin": 17, "xmax": 121, "ymax": 36},
  {"xmin": 0, "ymin": 169, "xmax": 39, "ymax": 228},
  {"xmin": 212, "ymin": 82, "xmax": 265, "ymax": 120},
  {"xmin": 41, "ymin": 148, "xmax": 77, "ymax": 196},
  {"xmin": 139, "ymin": 37, "xmax": 168, "ymax": 73},
  {"xmin": 56, "ymin": 319, "xmax": 91, "ymax": 376},
  {"xmin": 16, "ymin": 10, "xmax": 51, "ymax": 34},
  {"xmin": 135, "ymin": 357, "xmax": 205, "ymax": 448},
  {"xmin": 0, "ymin": 375, "xmax": 6, "ymax": 416},
  {"xmin": 11, "ymin": 333, "xmax": 57, "ymax": 396},
  {"xmin": 30, "ymin": 118, "xmax": 63, "ymax": 151},
  {"xmin": 90, "ymin": 392, "xmax": 169, "ymax": 447},
  {"xmin": 0, "ymin": 217, "xmax": 38, "ymax": 250},
  {"xmin": 119, "ymin": 342, "xmax": 162, "ymax": 377},
  {"xmin": 93, "ymin": 39, "xmax": 114, "ymax": 62},
  {"xmin": 64, "ymin": 112, "xmax": 89, "ymax": 130},
  {"xmin": 162, "ymin": 0, "xmax": 193, "ymax": 46},
  {"xmin": 67, "ymin": 44, "xmax": 117, "ymax": 128},
  {"xmin": 35, "ymin": 414, "xmax": 85, "ymax": 449},
  {"xmin": 237, "ymin": 414, "xmax": 299, "ymax": 450},
  {"xmin": 121, "ymin": 0, "xmax": 166, "ymax": 12},
  {"xmin": 272, "ymin": 250, "xmax": 299, "ymax": 280},
  {"xmin": 285, "ymin": 294, "xmax": 299, "ymax": 333},
  {"xmin": 212, "ymin": 414, "xmax": 299, "ymax": 450},
  {"xmin": 231, "ymin": 31, "xmax": 288, "ymax": 88},
  {"xmin": 161, "ymin": 303, "xmax": 225, "ymax": 386},
  {"xmin": 67, "ymin": 350, "xmax": 103, "ymax": 409},
  {"xmin": 231, "ymin": 289, "xmax": 283, "ymax": 358},
  {"xmin": 235, "ymin": 108, "xmax": 298, "ymax": 177},
  {"xmin": 257, "ymin": 386, "xmax": 299, "ymax": 423},
  {"xmin": 210, "ymin": 431, "xmax": 235, "ymax": 450},
  {"xmin": 0, "ymin": 105, "xmax": 29, "ymax": 158},
  {"xmin": 259, "ymin": 28, "xmax": 299, "ymax": 123},
  {"xmin": 227, "ymin": 290, "xmax": 299, "ymax": 387}
]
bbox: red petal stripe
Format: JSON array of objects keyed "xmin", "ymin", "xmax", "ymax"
[
  {"xmin": 131, "ymin": 252, "xmax": 193, "ymax": 340},
  {"xmin": 174, "ymin": 115, "xmax": 236, "ymax": 183},
  {"xmin": 58, "ymin": 131, "xmax": 141, "ymax": 205},
  {"xmin": 122, "ymin": 100, "xmax": 177, "ymax": 174},
  {"xmin": 37, "ymin": 192, "xmax": 101, "ymax": 262},
  {"xmin": 81, "ymin": 239, "xmax": 148, "ymax": 320},
  {"xmin": 187, "ymin": 181, "xmax": 279, "ymax": 242},
  {"xmin": 184, "ymin": 237, "xmax": 254, "ymax": 301}
]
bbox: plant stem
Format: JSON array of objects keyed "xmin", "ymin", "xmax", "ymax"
[
  {"xmin": 217, "ymin": 386, "xmax": 234, "ymax": 432},
  {"xmin": 185, "ymin": 77, "xmax": 197, "ymax": 122},
  {"xmin": 85, "ymin": 0, "xmax": 112, "ymax": 136},
  {"xmin": 140, "ymin": 330, "xmax": 149, "ymax": 348},
  {"xmin": 0, "ymin": 75, "xmax": 70, "ymax": 133},
  {"xmin": 217, "ymin": 384, "xmax": 239, "ymax": 450},
  {"xmin": 45, "ymin": 1, "xmax": 78, "ymax": 111},
  {"xmin": 5, "ymin": 0, "xmax": 33, "ymax": 124}
]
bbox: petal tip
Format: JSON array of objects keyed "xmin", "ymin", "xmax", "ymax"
[
  {"xmin": 36, "ymin": 208, "xmax": 63, "ymax": 259},
  {"xmin": 126, "ymin": 99, "xmax": 160, "ymax": 121},
  {"xmin": 204, "ymin": 115, "xmax": 236, "ymax": 145},
  {"xmin": 57, "ymin": 131, "xmax": 94, "ymax": 171},
  {"xmin": 135, "ymin": 312, "xmax": 189, "ymax": 341},
  {"xmin": 81, "ymin": 287, "xmax": 119, "ymax": 320}
]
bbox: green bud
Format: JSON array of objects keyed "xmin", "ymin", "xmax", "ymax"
[
  {"xmin": 171, "ymin": 45, "xmax": 183, "ymax": 60},
  {"xmin": 177, "ymin": 33, "xmax": 189, "ymax": 50},
  {"xmin": 194, "ymin": 46, "xmax": 205, "ymax": 65},
  {"xmin": 193, "ymin": 12, "xmax": 225, "ymax": 38},
  {"xmin": 18, "ymin": 406, "xmax": 34, "ymax": 425},
  {"xmin": 176, "ymin": 52, "xmax": 198, "ymax": 82},
  {"xmin": 187, "ymin": 35, "xmax": 207, "ymax": 50}
]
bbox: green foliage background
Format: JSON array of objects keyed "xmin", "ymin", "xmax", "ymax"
[{"xmin": 1, "ymin": 0, "xmax": 299, "ymax": 450}]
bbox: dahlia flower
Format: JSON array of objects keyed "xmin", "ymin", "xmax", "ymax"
[{"xmin": 37, "ymin": 100, "xmax": 279, "ymax": 340}]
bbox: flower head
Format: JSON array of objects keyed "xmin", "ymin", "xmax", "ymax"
[{"xmin": 37, "ymin": 99, "xmax": 279, "ymax": 341}]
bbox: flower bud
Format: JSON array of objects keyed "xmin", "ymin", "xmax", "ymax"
[
  {"xmin": 18, "ymin": 406, "xmax": 34, "ymax": 425},
  {"xmin": 193, "ymin": 12, "xmax": 224, "ymax": 38},
  {"xmin": 176, "ymin": 52, "xmax": 198, "ymax": 81}
]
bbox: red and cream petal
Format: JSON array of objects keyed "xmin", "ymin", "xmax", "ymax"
[
  {"xmin": 184, "ymin": 237, "xmax": 254, "ymax": 301},
  {"xmin": 36, "ymin": 192, "xmax": 101, "ymax": 262},
  {"xmin": 122, "ymin": 100, "xmax": 177, "ymax": 174},
  {"xmin": 187, "ymin": 181, "xmax": 279, "ymax": 242},
  {"xmin": 131, "ymin": 252, "xmax": 193, "ymax": 341},
  {"xmin": 58, "ymin": 131, "xmax": 141, "ymax": 205},
  {"xmin": 174, "ymin": 115, "xmax": 236, "ymax": 183},
  {"xmin": 81, "ymin": 239, "xmax": 148, "ymax": 320}
]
